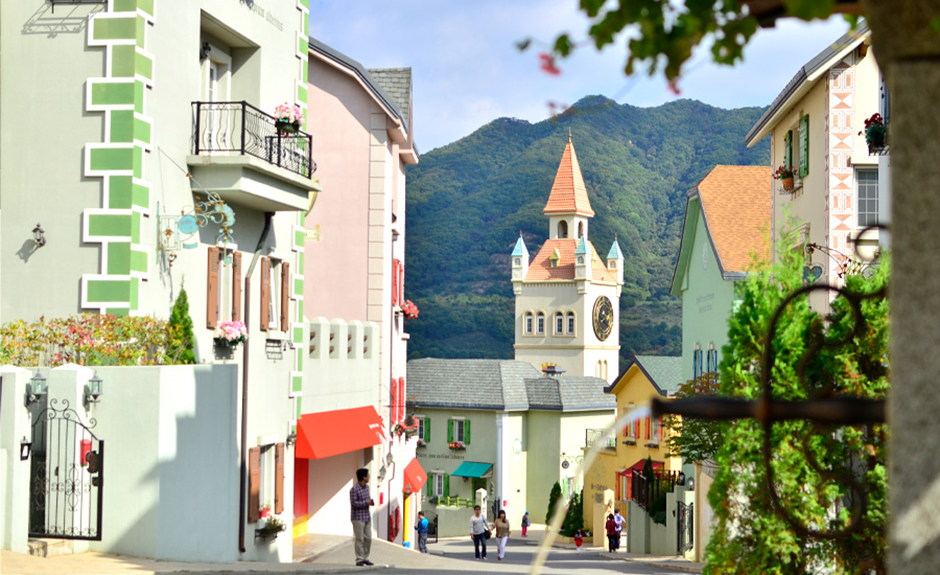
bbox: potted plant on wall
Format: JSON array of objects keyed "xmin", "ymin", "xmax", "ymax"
[
  {"xmin": 274, "ymin": 102, "xmax": 303, "ymax": 134},
  {"xmin": 256, "ymin": 515, "xmax": 286, "ymax": 539},
  {"xmin": 448, "ymin": 441, "xmax": 465, "ymax": 451},
  {"xmin": 859, "ymin": 112, "xmax": 886, "ymax": 154},
  {"xmin": 402, "ymin": 299, "xmax": 420, "ymax": 319},
  {"xmin": 773, "ymin": 164, "xmax": 797, "ymax": 192}
]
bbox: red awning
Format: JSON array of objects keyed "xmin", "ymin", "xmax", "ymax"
[
  {"xmin": 618, "ymin": 459, "xmax": 664, "ymax": 477},
  {"xmin": 296, "ymin": 406, "xmax": 385, "ymax": 460},
  {"xmin": 402, "ymin": 458, "xmax": 427, "ymax": 494}
]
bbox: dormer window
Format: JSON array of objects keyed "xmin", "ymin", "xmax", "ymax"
[
  {"xmin": 558, "ymin": 220, "xmax": 568, "ymax": 239},
  {"xmin": 577, "ymin": 256, "xmax": 584, "ymax": 265},
  {"xmin": 550, "ymin": 248, "xmax": 561, "ymax": 268},
  {"xmin": 514, "ymin": 258, "xmax": 521, "ymax": 266}
]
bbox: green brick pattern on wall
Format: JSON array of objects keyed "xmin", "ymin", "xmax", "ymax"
[
  {"xmin": 81, "ymin": 2, "xmax": 156, "ymax": 314},
  {"xmin": 289, "ymin": 0, "xmax": 310, "ymax": 422}
]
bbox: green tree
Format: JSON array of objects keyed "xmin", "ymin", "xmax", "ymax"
[
  {"xmin": 546, "ymin": 481, "xmax": 563, "ymax": 525},
  {"xmin": 704, "ymin": 246, "xmax": 888, "ymax": 574},
  {"xmin": 561, "ymin": 490, "xmax": 585, "ymax": 536},
  {"xmin": 665, "ymin": 371, "xmax": 727, "ymax": 463},
  {"xmin": 168, "ymin": 287, "xmax": 196, "ymax": 364}
]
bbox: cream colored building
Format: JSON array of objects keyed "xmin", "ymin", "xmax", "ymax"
[
  {"xmin": 512, "ymin": 137, "xmax": 624, "ymax": 382},
  {"xmin": 745, "ymin": 22, "xmax": 886, "ymax": 314}
]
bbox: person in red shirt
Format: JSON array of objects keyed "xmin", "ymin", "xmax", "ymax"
[
  {"xmin": 605, "ymin": 513, "xmax": 618, "ymax": 553},
  {"xmin": 574, "ymin": 530, "xmax": 583, "ymax": 552}
]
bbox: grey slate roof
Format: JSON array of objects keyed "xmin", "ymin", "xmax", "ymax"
[
  {"xmin": 308, "ymin": 38, "xmax": 407, "ymax": 127},
  {"xmin": 407, "ymin": 359, "xmax": 615, "ymax": 412},
  {"xmin": 368, "ymin": 68, "xmax": 412, "ymax": 126},
  {"xmin": 607, "ymin": 355, "xmax": 683, "ymax": 397}
]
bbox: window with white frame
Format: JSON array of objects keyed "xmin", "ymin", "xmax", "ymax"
[
  {"xmin": 435, "ymin": 474, "xmax": 445, "ymax": 496},
  {"xmin": 857, "ymin": 169, "xmax": 879, "ymax": 227},
  {"xmin": 566, "ymin": 312, "xmax": 575, "ymax": 334},
  {"xmin": 555, "ymin": 312, "xmax": 564, "ymax": 335},
  {"xmin": 259, "ymin": 444, "xmax": 275, "ymax": 512},
  {"xmin": 268, "ymin": 260, "xmax": 280, "ymax": 331},
  {"xmin": 536, "ymin": 312, "xmax": 545, "ymax": 335},
  {"xmin": 524, "ymin": 312, "xmax": 534, "ymax": 335},
  {"xmin": 453, "ymin": 419, "xmax": 466, "ymax": 443},
  {"xmin": 693, "ymin": 343, "xmax": 703, "ymax": 379}
]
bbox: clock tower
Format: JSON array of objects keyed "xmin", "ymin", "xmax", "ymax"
[{"xmin": 511, "ymin": 135, "xmax": 623, "ymax": 382}]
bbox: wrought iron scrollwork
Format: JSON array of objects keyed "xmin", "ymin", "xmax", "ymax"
[{"xmin": 651, "ymin": 225, "xmax": 888, "ymax": 571}]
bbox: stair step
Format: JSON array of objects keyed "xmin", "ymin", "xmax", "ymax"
[{"xmin": 27, "ymin": 538, "xmax": 75, "ymax": 557}]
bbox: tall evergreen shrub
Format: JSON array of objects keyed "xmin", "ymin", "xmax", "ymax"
[
  {"xmin": 168, "ymin": 287, "xmax": 196, "ymax": 364},
  {"xmin": 546, "ymin": 481, "xmax": 562, "ymax": 525}
]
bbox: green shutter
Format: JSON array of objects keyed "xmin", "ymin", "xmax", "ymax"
[
  {"xmin": 427, "ymin": 474, "xmax": 433, "ymax": 497},
  {"xmin": 443, "ymin": 475, "xmax": 450, "ymax": 497},
  {"xmin": 799, "ymin": 115, "xmax": 809, "ymax": 178},
  {"xmin": 448, "ymin": 419, "xmax": 454, "ymax": 443},
  {"xmin": 465, "ymin": 420, "xmax": 471, "ymax": 445},
  {"xmin": 784, "ymin": 130, "xmax": 793, "ymax": 170},
  {"xmin": 425, "ymin": 418, "xmax": 431, "ymax": 442}
]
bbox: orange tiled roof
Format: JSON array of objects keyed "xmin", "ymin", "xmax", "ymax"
[
  {"xmin": 696, "ymin": 165, "xmax": 772, "ymax": 273},
  {"xmin": 524, "ymin": 239, "xmax": 616, "ymax": 282},
  {"xmin": 543, "ymin": 138, "xmax": 595, "ymax": 217}
]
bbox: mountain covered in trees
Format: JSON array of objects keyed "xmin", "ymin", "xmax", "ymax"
[{"xmin": 404, "ymin": 95, "xmax": 769, "ymax": 368}]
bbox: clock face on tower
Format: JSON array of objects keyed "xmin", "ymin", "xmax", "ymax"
[{"xmin": 592, "ymin": 296, "xmax": 614, "ymax": 341}]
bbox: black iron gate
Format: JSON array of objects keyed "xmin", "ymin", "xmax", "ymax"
[
  {"xmin": 677, "ymin": 501, "xmax": 693, "ymax": 554},
  {"xmin": 29, "ymin": 399, "xmax": 104, "ymax": 540}
]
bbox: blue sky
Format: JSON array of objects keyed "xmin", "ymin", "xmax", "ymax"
[{"xmin": 310, "ymin": 2, "xmax": 850, "ymax": 152}]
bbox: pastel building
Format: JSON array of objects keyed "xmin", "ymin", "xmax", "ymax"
[
  {"xmin": 297, "ymin": 40, "xmax": 421, "ymax": 546},
  {"xmin": 744, "ymin": 22, "xmax": 886, "ymax": 313},
  {"xmin": 0, "ymin": 0, "xmax": 315, "ymax": 564},
  {"xmin": 406, "ymin": 359, "xmax": 615, "ymax": 537},
  {"xmin": 512, "ymin": 136, "xmax": 624, "ymax": 382}
]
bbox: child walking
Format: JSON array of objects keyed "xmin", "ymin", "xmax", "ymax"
[{"xmin": 574, "ymin": 529, "xmax": 583, "ymax": 552}]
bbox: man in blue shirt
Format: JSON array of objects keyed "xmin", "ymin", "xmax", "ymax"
[{"xmin": 415, "ymin": 511, "xmax": 429, "ymax": 553}]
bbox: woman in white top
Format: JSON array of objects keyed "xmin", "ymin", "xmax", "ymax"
[{"xmin": 469, "ymin": 505, "xmax": 489, "ymax": 560}]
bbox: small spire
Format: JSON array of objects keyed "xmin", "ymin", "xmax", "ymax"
[
  {"xmin": 568, "ymin": 128, "xmax": 571, "ymax": 142},
  {"xmin": 519, "ymin": 230, "xmax": 523, "ymax": 237}
]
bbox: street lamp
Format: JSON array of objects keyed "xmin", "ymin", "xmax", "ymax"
[{"xmin": 26, "ymin": 370, "xmax": 46, "ymax": 406}]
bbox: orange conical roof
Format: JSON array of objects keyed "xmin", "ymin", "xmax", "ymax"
[{"xmin": 543, "ymin": 135, "xmax": 595, "ymax": 217}]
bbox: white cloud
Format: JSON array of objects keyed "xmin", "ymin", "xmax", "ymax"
[{"xmin": 310, "ymin": 3, "xmax": 853, "ymax": 150}]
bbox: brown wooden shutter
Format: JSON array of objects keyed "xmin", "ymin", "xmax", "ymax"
[
  {"xmin": 275, "ymin": 443, "xmax": 285, "ymax": 514},
  {"xmin": 260, "ymin": 257, "xmax": 271, "ymax": 331},
  {"xmin": 207, "ymin": 247, "xmax": 220, "ymax": 329},
  {"xmin": 280, "ymin": 262, "xmax": 290, "ymax": 332},
  {"xmin": 231, "ymin": 251, "xmax": 242, "ymax": 322},
  {"xmin": 248, "ymin": 446, "xmax": 261, "ymax": 522}
]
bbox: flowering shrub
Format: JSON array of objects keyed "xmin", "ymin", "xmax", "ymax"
[
  {"xmin": 402, "ymin": 300, "xmax": 419, "ymax": 319},
  {"xmin": 215, "ymin": 320, "xmax": 248, "ymax": 345},
  {"xmin": 773, "ymin": 164, "xmax": 797, "ymax": 180},
  {"xmin": 0, "ymin": 314, "xmax": 189, "ymax": 367},
  {"xmin": 274, "ymin": 102, "xmax": 303, "ymax": 125}
]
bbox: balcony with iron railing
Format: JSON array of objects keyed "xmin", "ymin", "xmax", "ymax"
[
  {"xmin": 585, "ymin": 428, "xmax": 617, "ymax": 451},
  {"xmin": 187, "ymin": 101, "xmax": 320, "ymax": 212}
]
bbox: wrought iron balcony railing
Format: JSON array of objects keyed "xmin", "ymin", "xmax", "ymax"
[
  {"xmin": 585, "ymin": 428, "xmax": 616, "ymax": 450},
  {"xmin": 192, "ymin": 101, "xmax": 315, "ymax": 179}
]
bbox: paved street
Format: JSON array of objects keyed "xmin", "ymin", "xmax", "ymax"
[{"xmin": 308, "ymin": 534, "xmax": 699, "ymax": 575}]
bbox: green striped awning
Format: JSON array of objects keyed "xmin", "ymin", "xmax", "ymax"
[{"xmin": 451, "ymin": 461, "xmax": 493, "ymax": 478}]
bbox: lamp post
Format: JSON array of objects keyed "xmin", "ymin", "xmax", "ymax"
[
  {"xmin": 32, "ymin": 223, "xmax": 46, "ymax": 247},
  {"xmin": 26, "ymin": 370, "xmax": 47, "ymax": 406}
]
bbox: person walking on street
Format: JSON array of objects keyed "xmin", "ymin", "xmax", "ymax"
[
  {"xmin": 494, "ymin": 509, "xmax": 511, "ymax": 561},
  {"xmin": 521, "ymin": 511, "xmax": 531, "ymax": 537},
  {"xmin": 470, "ymin": 505, "xmax": 490, "ymax": 560},
  {"xmin": 574, "ymin": 529, "xmax": 583, "ymax": 552},
  {"xmin": 349, "ymin": 468, "xmax": 375, "ymax": 567},
  {"xmin": 415, "ymin": 511, "xmax": 429, "ymax": 554},
  {"xmin": 614, "ymin": 510, "xmax": 625, "ymax": 551},
  {"xmin": 605, "ymin": 513, "xmax": 618, "ymax": 553}
]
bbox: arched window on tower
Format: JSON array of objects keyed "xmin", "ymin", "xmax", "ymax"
[
  {"xmin": 524, "ymin": 312, "xmax": 534, "ymax": 335},
  {"xmin": 566, "ymin": 312, "xmax": 575, "ymax": 334},
  {"xmin": 558, "ymin": 220, "xmax": 568, "ymax": 239},
  {"xmin": 578, "ymin": 222, "xmax": 585, "ymax": 238},
  {"xmin": 536, "ymin": 312, "xmax": 545, "ymax": 335},
  {"xmin": 555, "ymin": 312, "xmax": 564, "ymax": 335}
]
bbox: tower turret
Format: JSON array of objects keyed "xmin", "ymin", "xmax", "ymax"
[
  {"xmin": 511, "ymin": 234, "xmax": 529, "ymax": 295},
  {"xmin": 574, "ymin": 235, "xmax": 591, "ymax": 285},
  {"xmin": 607, "ymin": 237, "xmax": 624, "ymax": 289}
]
